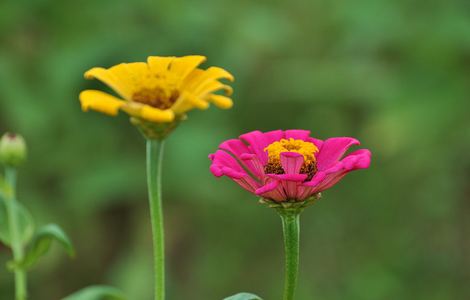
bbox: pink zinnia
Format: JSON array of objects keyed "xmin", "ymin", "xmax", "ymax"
[{"xmin": 209, "ymin": 130, "xmax": 371, "ymax": 202}]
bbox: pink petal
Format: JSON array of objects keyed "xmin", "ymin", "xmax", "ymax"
[
  {"xmin": 307, "ymin": 137, "xmax": 323, "ymax": 149},
  {"xmin": 304, "ymin": 149, "xmax": 371, "ymax": 193},
  {"xmin": 233, "ymin": 177, "xmax": 260, "ymax": 194},
  {"xmin": 255, "ymin": 179, "xmax": 279, "ymax": 194},
  {"xmin": 240, "ymin": 153, "xmax": 266, "ymax": 179},
  {"xmin": 240, "ymin": 130, "xmax": 283, "ymax": 165},
  {"xmin": 220, "ymin": 139, "xmax": 264, "ymax": 178},
  {"xmin": 256, "ymin": 179, "xmax": 286, "ymax": 202},
  {"xmin": 267, "ymin": 173, "xmax": 307, "ymax": 182},
  {"xmin": 284, "ymin": 130, "xmax": 311, "ymax": 140},
  {"xmin": 209, "ymin": 150, "xmax": 261, "ymax": 193},
  {"xmin": 296, "ymin": 185, "xmax": 316, "ymax": 200},
  {"xmin": 208, "ymin": 150, "xmax": 246, "ymax": 178},
  {"xmin": 316, "ymin": 137, "xmax": 360, "ymax": 171},
  {"xmin": 219, "ymin": 139, "xmax": 251, "ymax": 156},
  {"xmin": 280, "ymin": 152, "xmax": 304, "ymax": 174}
]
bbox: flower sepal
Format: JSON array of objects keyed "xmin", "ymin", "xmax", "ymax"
[
  {"xmin": 130, "ymin": 115, "xmax": 186, "ymax": 140},
  {"xmin": 259, "ymin": 193, "xmax": 321, "ymax": 214}
]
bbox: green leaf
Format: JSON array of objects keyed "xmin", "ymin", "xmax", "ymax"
[
  {"xmin": 22, "ymin": 224, "xmax": 75, "ymax": 269},
  {"xmin": 223, "ymin": 292, "xmax": 263, "ymax": 300},
  {"xmin": 62, "ymin": 285, "xmax": 127, "ymax": 300},
  {"xmin": 0, "ymin": 198, "xmax": 35, "ymax": 247}
]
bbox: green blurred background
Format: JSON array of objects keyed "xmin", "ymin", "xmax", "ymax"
[{"xmin": 1, "ymin": 0, "xmax": 470, "ymax": 299}]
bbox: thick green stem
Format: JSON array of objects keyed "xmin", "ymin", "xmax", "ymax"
[
  {"xmin": 5, "ymin": 168, "xmax": 27, "ymax": 300},
  {"xmin": 278, "ymin": 209, "xmax": 301, "ymax": 300},
  {"xmin": 146, "ymin": 140, "xmax": 166, "ymax": 300}
]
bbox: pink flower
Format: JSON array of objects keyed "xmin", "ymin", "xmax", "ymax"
[{"xmin": 209, "ymin": 130, "xmax": 371, "ymax": 202}]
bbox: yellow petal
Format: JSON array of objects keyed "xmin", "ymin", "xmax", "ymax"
[
  {"xmin": 140, "ymin": 106, "xmax": 175, "ymax": 123},
  {"xmin": 194, "ymin": 81, "xmax": 233, "ymax": 97},
  {"xmin": 204, "ymin": 66, "xmax": 235, "ymax": 82},
  {"xmin": 84, "ymin": 67, "xmax": 133, "ymax": 99},
  {"xmin": 79, "ymin": 90, "xmax": 126, "ymax": 116},
  {"xmin": 121, "ymin": 62, "xmax": 149, "ymax": 81},
  {"xmin": 209, "ymin": 95, "xmax": 233, "ymax": 109},
  {"xmin": 182, "ymin": 67, "xmax": 234, "ymax": 93},
  {"xmin": 121, "ymin": 102, "xmax": 175, "ymax": 123},
  {"xmin": 147, "ymin": 56, "xmax": 176, "ymax": 74},
  {"xmin": 169, "ymin": 55, "xmax": 206, "ymax": 81},
  {"xmin": 171, "ymin": 92, "xmax": 209, "ymax": 114}
]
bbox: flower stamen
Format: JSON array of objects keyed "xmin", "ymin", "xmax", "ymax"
[
  {"xmin": 264, "ymin": 138, "xmax": 319, "ymax": 180},
  {"xmin": 132, "ymin": 87, "xmax": 180, "ymax": 110}
]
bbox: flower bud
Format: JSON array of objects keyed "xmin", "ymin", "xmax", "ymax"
[{"xmin": 0, "ymin": 133, "xmax": 27, "ymax": 167}]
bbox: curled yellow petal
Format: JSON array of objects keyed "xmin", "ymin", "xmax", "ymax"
[
  {"xmin": 186, "ymin": 94, "xmax": 210, "ymax": 110},
  {"xmin": 79, "ymin": 90, "xmax": 125, "ymax": 116},
  {"xmin": 169, "ymin": 55, "xmax": 207, "ymax": 81},
  {"xmin": 209, "ymin": 95, "xmax": 233, "ymax": 109},
  {"xmin": 121, "ymin": 102, "xmax": 175, "ymax": 123},
  {"xmin": 194, "ymin": 81, "xmax": 233, "ymax": 97},
  {"xmin": 84, "ymin": 67, "xmax": 133, "ymax": 99},
  {"xmin": 204, "ymin": 66, "xmax": 234, "ymax": 82},
  {"xmin": 183, "ymin": 67, "xmax": 234, "ymax": 94},
  {"xmin": 140, "ymin": 106, "xmax": 175, "ymax": 122},
  {"xmin": 171, "ymin": 92, "xmax": 209, "ymax": 114}
]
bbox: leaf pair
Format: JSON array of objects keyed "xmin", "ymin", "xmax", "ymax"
[
  {"xmin": 0, "ymin": 197, "xmax": 74, "ymax": 270},
  {"xmin": 21, "ymin": 224, "xmax": 75, "ymax": 269}
]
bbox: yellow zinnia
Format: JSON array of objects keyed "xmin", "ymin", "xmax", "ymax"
[{"xmin": 79, "ymin": 55, "xmax": 234, "ymax": 125}]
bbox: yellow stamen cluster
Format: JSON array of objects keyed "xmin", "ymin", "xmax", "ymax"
[
  {"xmin": 264, "ymin": 138, "xmax": 318, "ymax": 164},
  {"xmin": 264, "ymin": 138, "xmax": 319, "ymax": 179}
]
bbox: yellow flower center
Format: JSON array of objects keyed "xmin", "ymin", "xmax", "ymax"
[
  {"xmin": 131, "ymin": 74, "xmax": 180, "ymax": 110},
  {"xmin": 264, "ymin": 138, "xmax": 319, "ymax": 179}
]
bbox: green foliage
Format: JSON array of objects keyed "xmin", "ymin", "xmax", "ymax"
[
  {"xmin": 22, "ymin": 224, "xmax": 75, "ymax": 270},
  {"xmin": 0, "ymin": 198, "xmax": 34, "ymax": 247},
  {"xmin": 223, "ymin": 292, "xmax": 263, "ymax": 300},
  {"xmin": 63, "ymin": 285, "xmax": 126, "ymax": 300}
]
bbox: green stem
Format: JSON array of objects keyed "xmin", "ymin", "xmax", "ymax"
[
  {"xmin": 146, "ymin": 140, "xmax": 166, "ymax": 300},
  {"xmin": 278, "ymin": 209, "xmax": 301, "ymax": 300},
  {"xmin": 4, "ymin": 168, "xmax": 27, "ymax": 300}
]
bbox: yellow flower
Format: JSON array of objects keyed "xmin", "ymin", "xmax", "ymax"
[{"xmin": 79, "ymin": 55, "xmax": 234, "ymax": 123}]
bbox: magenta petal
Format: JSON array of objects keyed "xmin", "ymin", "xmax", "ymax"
[
  {"xmin": 220, "ymin": 139, "xmax": 264, "ymax": 178},
  {"xmin": 256, "ymin": 179, "xmax": 287, "ymax": 201},
  {"xmin": 316, "ymin": 137, "xmax": 360, "ymax": 171},
  {"xmin": 209, "ymin": 150, "xmax": 261, "ymax": 193},
  {"xmin": 268, "ymin": 173, "xmax": 307, "ymax": 182},
  {"xmin": 220, "ymin": 139, "xmax": 251, "ymax": 157},
  {"xmin": 256, "ymin": 179, "xmax": 280, "ymax": 195},
  {"xmin": 233, "ymin": 177, "xmax": 259, "ymax": 194},
  {"xmin": 240, "ymin": 130, "xmax": 283, "ymax": 165},
  {"xmin": 307, "ymin": 137, "xmax": 323, "ymax": 149},
  {"xmin": 209, "ymin": 150, "xmax": 246, "ymax": 179},
  {"xmin": 240, "ymin": 153, "xmax": 256, "ymax": 160},
  {"xmin": 285, "ymin": 130, "xmax": 311, "ymax": 140},
  {"xmin": 280, "ymin": 152, "xmax": 304, "ymax": 174},
  {"xmin": 304, "ymin": 148, "xmax": 371, "ymax": 192},
  {"xmin": 303, "ymin": 171, "xmax": 327, "ymax": 187},
  {"xmin": 343, "ymin": 149, "xmax": 371, "ymax": 169}
]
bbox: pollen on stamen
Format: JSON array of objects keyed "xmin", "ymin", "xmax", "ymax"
[
  {"xmin": 132, "ymin": 87, "xmax": 180, "ymax": 110},
  {"xmin": 263, "ymin": 138, "xmax": 319, "ymax": 180}
]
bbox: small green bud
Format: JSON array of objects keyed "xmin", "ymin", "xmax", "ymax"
[{"xmin": 0, "ymin": 133, "xmax": 27, "ymax": 167}]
